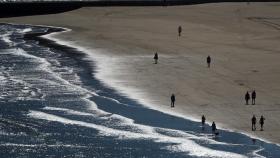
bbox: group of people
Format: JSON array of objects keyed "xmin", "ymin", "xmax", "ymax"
[
  {"xmin": 202, "ymin": 114, "xmax": 265, "ymax": 135},
  {"xmin": 154, "ymin": 26, "xmax": 212, "ymax": 68},
  {"xmin": 251, "ymin": 115, "xmax": 265, "ymax": 131},
  {"xmin": 154, "ymin": 25, "xmax": 265, "ymax": 133},
  {"xmin": 245, "ymin": 90, "xmax": 256, "ymax": 105}
]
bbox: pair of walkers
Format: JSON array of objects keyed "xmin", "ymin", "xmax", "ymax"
[
  {"xmin": 154, "ymin": 53, "xmax": 212, "ymax": 69},
  {"xmin": 201, "ymin": 115, "xmax": 219, "ymax": 135},
  {"xmin": 252, "ymin": 115, "xmax": 265, "ymax": 131},
  {"xmin": 245, "ymin": 90, "xmax": 256, "ymax": 105}
]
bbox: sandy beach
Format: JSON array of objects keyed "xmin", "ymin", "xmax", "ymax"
[{"xmin": 2, "ymin": 2, "xmax": 280, "ymax": 144}]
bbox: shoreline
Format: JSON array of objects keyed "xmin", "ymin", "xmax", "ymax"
[
  {"xmin": 43, "ymin": 26, "xmax": 280, "ymax": 147},
  {"xmin": 2, "ymin": 2, "xmax": 280, "ymax": 145},
  {"xmin": 3, "ymin": 23, "xmax": 280, "ymax": 157},
  {"xmin": 13, "ymin": 22, "xmax": 277, "ymax": 146}
]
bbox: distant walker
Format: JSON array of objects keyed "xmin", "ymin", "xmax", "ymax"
[
  {"xmin": 251, "ymin": 115, "xmax": 256, "ymax": 131},
  {"xmin": 178, "ymin": 26, "xmax": 182, "ymax": 37},
  {"xmin": 154, "ymin": 52, "xmax": 158, "ymax": 64},
  {"xmin": 259, "ymin": 115, "xmax": 265, "ymax": 131},
  {"xmin": 245, "ymin": 91, "xmax": 250, "ymax": 105},
  {"xmin": 207, "ymin": 56, "xmax": 211, "ymax": 68},
  {"xmin": 202, "ymin": 115, "xmax": 206, "ymax": 126},
  {"xmin": 171, "ymin": 94, "xmax": 175, "ymax": 108},
  {"xmin": 212, "ymin": 122, "xmax": 217, "ymax": 132},
  {"xmin": 252, "ymin": 90, "xmax": 256, "ymax": 105}
]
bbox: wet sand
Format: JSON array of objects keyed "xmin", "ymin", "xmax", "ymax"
[{"xmin": 2, "ymin": 2, "xmax": 280, "ymax": 144}]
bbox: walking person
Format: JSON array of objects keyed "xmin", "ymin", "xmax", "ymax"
[
  {"xmin": 171, "ymin": 94, "xmax": 175, "ymax": 108},
  {"xmin": 154, "ymin": 52, "xmax": 158, "ymax": 64},
  {"xmin": 212, "ymin": 122, "xmax": 216, "ymax": 133},
  {"xmin": 252, "ymin": 90, "xmax": 256, "ymax": 105},
  {"xmin": 178, "ymin": 26, "xmax": 182, "ymax": 37},
  {"xmin": 259, "ymin": 115, "xmax": 265, "ymax": 131},
  {"xmin": 245, "ymin": 91, "xmax": 250, "ymax": 105},
  {"xmin": 202, "ymin": 115, "xmax": 206, "ymax": 126},
  {"xmin": 207, "ymin": 55, "xmax": 211, "ymax": 68},
  {"xmin": 251, "ymin": 115, "xmax": 256, "ymax": 131}
]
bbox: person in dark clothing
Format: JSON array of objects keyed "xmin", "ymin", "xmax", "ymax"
[
  {"xmin": 252, "ymin": 90, "xmax": 256, "ymax": 105},
  {"xmin": 207, "ymin": 56, "xmax": 211, "ymax": 68},
  {"xmin": 251, "ymin": 115, "xmax": 256, "ymax": 131},
  {"xmin": 212, "ymin": 122, "xmax": 216, "ymax": 132},
  {"xmin": 154, "ymin": 52, "xmax": 158, "ymax": 64},
  {"xmin": 171, "ymin": 94, "xmax": 175, "ymax": 108},
  {"xmin": 245, "ymin": 91, "xmax": 250, "ymax": 105},
  {"xmin": 259, "ymin": 115, "xmax": 265, "ymax": 131},
  {"xmin": 178, "ymin": 26, "xmax": 182, "ymax": 37},
  {"xmin": 202, "ymin": 115, "xmax": 206, "ymax": 126}
]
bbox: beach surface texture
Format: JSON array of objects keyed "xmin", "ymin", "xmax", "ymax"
[{"xmin": 2, "ymin": 2, "xmax": 280, "ymax": 144}]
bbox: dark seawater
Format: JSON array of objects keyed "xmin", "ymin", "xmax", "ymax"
[{"xmin": 0, "ymin": 23, "xmax": 280, "ymax": 158}]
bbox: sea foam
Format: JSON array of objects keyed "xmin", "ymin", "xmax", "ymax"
[{"xmin": 28, "ymin": 110, "xmax": 247, "ymax": 158}]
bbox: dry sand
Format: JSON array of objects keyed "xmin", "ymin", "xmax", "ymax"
[{"xmin": 2, "ymin": 2, "xmax": 280, "ymax": 144}]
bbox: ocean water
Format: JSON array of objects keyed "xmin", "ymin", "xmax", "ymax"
[{"xmin": 0, "ymin": 23, "xmax": 280, "ymax": 157}]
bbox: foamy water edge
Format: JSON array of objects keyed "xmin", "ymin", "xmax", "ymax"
[{"xmin": 7, "ymin": 22, "xmax": 277, "ymax": 148}]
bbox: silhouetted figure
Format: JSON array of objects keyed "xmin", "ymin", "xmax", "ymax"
[
  {"xmin": 251, "ymin": 115, "xmax": 256, "ymax": 131},
  {"xmin": 212, "ymin": 122, "xmax": 216, "ymax": 132},
  {"xmin": 252, "ymin": 90, "xmax": 256, "ymax": 105},
  {"xmin": 259, "ymin": 115, "xmax": 265, "ymax": 131},
  {"xmin": 207, "ymin": 56, "xmax": 211, "ymax": 68},
  {"xmin": 245, "ymin": 91, "xmax": 250, "ymax": 105},
  {"xmin": 178, "ymin": 26, "xmax": 182, "ymax": 37},
  {"xmin": 202, "ymin": 115, "xmax": 206, "ymax": 126},
  {"xmin": 171, "ymin": 94, "xmax": 175, "ymax": 108},
  {"xmin": 154, "ymin": 52, "xmax": 158, "ymax": 64}
]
